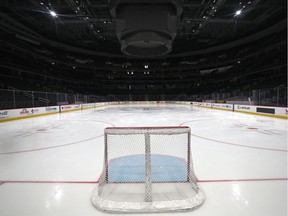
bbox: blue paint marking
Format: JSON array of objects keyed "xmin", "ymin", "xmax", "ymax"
[{"xmin": 108, "ymin": 155, "xmax": 187, "ymax": 182}]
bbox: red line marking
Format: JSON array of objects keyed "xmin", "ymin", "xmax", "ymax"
[
  {"xmin": 96, "ymin": 175, "xmax": 101, "ymax": 183},
  {"xmin": 23, "ymin": 132, "xmax": 38, "ymax": 137},
  {"xmin": 180, "ymin": 120, "xmax": 287, "ymax": 152},
  {"xmin": 1, "ymin": 178, "xmax": 287, "ymax": 185},
  {"xmin": 0, "ymin": 134, "xmax": 104, "ymax": 155},
  {"xmin": 264, "ymin": 130, "xmax": 281, "ymax": 135},
  {"xmin": 197, "ymin": 178, "xmax": 288, "ymax": 183},
  {"xmin": 256, "ymin": 131, "xmax": 272, "ymax": 135},
  {"xmin": 0, "ymin": 180, "xmax": 99, "ymax": 185},
  {"xmin": 36, "ymin": 129, "xmax": 47, "ymax": 131},
  {"xmin": 179, "ymin": 121, "xmax": 194, "ymax": 126},
  {"xmin": 191, "ymin": 133, "xmax": 288, "ymax": 152},
  {"xmin": 179, "ymin": 118, "xmax": 222, "ymax": 126},
  {"xmin": 106, "ymin": 126, "xmax": 189, "ymax": 129},
  {"xmin": 59, "ymin": 120, "xmax": 115, "ymax": 127}
]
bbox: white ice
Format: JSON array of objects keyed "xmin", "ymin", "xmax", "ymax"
[{"xmin": 0, "ymin": 104, "xmax": 287, "ymax": 216}]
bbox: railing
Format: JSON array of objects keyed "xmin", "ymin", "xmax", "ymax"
[
  {"xmin": 198, "ymin": 85, "xmax": 287, "ymax": 107},
  {"xmin": 0, "ymin": 85, "xmax": 287, "ymax": 110},
  {"xmin": 0, "ymin": 89, "xmax": 99, "ymax": 109}
]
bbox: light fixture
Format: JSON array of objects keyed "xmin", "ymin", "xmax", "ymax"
[
  {"xmin": 144, "ymin": 64, "xmax": 149, "ymax": 69},
  {"xmin": 235, "ymin": 10, "xmax": 242, "ymax": 16},
  {"xmin": 40, "ymin": 2, "xmax": 44, "ymax": 5},
  {"xmin": 50, "ymin": 11, "xmax": 57, "ymax": 17}
]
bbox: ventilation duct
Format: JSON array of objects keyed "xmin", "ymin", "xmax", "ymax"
[{"xmin": 109, "ymin": 0, "xmax": 183, "ymax": 57}]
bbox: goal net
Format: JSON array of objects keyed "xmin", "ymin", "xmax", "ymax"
[{"xmin": 92, "ymin": 126, "xmax": 205, "ymax": 213}]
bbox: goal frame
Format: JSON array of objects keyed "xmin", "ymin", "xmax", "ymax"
[{"xmin": 92, "ymin": 126, "xmax": 205, "ymax": 213}]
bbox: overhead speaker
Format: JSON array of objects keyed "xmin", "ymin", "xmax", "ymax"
[{"xmin": 109, "ymin": 0, "xmax": 183, "ymax": 57}]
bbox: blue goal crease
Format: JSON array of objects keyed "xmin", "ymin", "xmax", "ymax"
[{"xmin": 108, "ymin": 155, "xmax": 188, "ymax": 182}]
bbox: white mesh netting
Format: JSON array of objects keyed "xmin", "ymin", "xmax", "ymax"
[{"xmin": 92, "ymin": 126, "xmax": 205, "ymax": 213}]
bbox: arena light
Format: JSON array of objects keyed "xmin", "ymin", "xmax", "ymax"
[
  {"xmin": 50, "ymin": 10, "xmax": 57, "ymax": 17},
  {"xmin": 235, "ymin": 10, "xmax": 242, "ymax": 16}
]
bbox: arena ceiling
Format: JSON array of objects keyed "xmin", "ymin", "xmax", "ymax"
[
  {"xmin": 1, "ymin": 0, "xmax": 286, "ymax": 56},
  {"xmin": 0, "ymin": 0, "xmax": 286, "ymax": 95}
]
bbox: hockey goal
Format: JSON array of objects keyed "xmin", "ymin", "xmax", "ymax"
[{"xmin": 92, "ymin": 126, "xmax": 205, "ymax": 213}]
